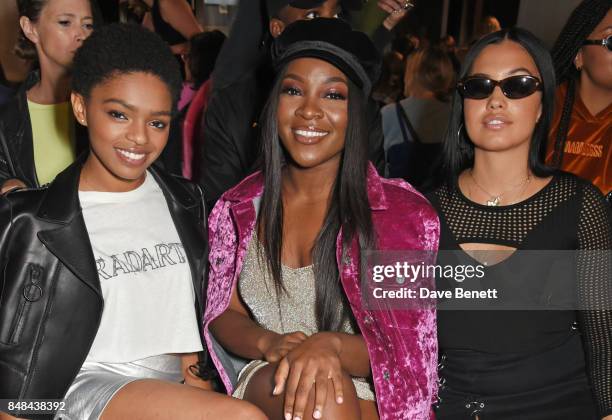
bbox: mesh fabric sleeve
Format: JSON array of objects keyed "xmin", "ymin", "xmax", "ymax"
[{"xmin": 576, "ymin": 182, "xmax": 612, "ymax": 418}]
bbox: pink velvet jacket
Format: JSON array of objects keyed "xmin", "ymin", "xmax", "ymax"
[{"xmin": 203, "ymin": 164, "xmax": 440, "ymax": 419}]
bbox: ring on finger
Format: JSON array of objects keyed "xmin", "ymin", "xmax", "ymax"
[{"xmin": 403, "ymin": 1, "xmax": 414, "ymax": 9}]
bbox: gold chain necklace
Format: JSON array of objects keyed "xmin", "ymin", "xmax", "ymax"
[{"xmin": 469, "ymin": 170, "xmax": 531, "ymax": 206}]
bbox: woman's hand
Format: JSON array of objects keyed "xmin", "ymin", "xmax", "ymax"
[
  {"xmin": 258, "ymin": 331, "xmax": 307, "ymax": 363},
  {"xmin": 378, "ymin": 0, "xmax": 415, "ymax": 31},
  {"xmin": 1, "ymin": 179, "xmax": 26, "ymax": 194},
  {"xmin": 273, "ymin": 332, "xmax": 344, "ymax": 420}
]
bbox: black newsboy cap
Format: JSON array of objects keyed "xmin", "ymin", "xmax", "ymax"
[{"xmin": 272, "ymin": 18, "xmax": 381, "ymax": 94}]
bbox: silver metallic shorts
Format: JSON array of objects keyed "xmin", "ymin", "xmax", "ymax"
[{"xmin": 54, "ymin": 354, "xmax": 182, "ymax": 420}]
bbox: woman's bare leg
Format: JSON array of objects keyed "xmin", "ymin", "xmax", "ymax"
[
  {"xmin": 359, "ymin": 400, "xmax": 379, "ymax": 420},
  {"xmin": 101, "ymin": 379, "xmax": 267, "ymax": 420},
  {"xmin": 243, "ymin": 362, "xmax": 369, "ymax": 420}
]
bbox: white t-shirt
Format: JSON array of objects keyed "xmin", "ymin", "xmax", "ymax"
[{"xmin": 79, "ymin": 172, "xmax": 203, "ymax": 363}]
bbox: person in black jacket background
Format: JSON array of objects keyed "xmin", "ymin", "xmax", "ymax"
[
  {"xmin": 197, "ymin": 0, "xmax": 415, "ymax": 208},
  {"xmin": 0, "ymin": 23, "xmax": 264, "ymax": 420}
]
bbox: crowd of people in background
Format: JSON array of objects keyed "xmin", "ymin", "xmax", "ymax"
[{"xmin": 0, "ymin": 0, "xmax": 609, "ymax": 419}]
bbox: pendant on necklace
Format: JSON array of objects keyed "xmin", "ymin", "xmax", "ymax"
[{"xmin": 486, "ymin": 196, "xmax": 501, "ymax": 206}]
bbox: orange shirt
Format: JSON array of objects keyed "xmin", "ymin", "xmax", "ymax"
[{"xmin": 546, "ymin": 83, "xmax": 611, "ymax": 195}]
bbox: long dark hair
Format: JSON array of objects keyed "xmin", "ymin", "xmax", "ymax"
[
  {"xmin": 441, "ymin": 28, "xmax": 557, "ymax": 184},
  {"xmin": 550, "ymin": 0, "xmax": 610, "ymax": 167},
  {"xmin": 257, "ymin": 64, "xmax": 375, "ymax": 332}
]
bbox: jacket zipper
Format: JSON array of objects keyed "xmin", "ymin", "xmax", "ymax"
[{"xmin": 10, "ymin": 264, "xmax": 43, "ymax": 344}]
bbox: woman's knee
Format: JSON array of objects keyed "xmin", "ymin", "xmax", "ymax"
[
  {"xmin": 228, "ymin": 399, "xmax": 269, "ymax": 420},
  {"xmin": 317, "ymin": 369, "xmax": 360, "ymax": 417},
  {"xmin": 244, "ymin": 363, "xmax": 280, "ymax": 401},
  {"xmin": 243, "ymin": 362, "xmax": 360, "ymax": 419},
  {"xmin": 174, "ymin": 388, "xmax": 268, "ymax": 420}
]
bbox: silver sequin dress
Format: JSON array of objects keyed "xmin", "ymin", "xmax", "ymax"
[{"xmin": 232, "ymin": 234, "xmax": 375, "ymax": 401}]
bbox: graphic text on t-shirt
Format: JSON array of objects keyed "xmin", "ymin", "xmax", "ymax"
[{"xmin": 95, "ymin": 242, "xmax": 187, "ymax": 280}]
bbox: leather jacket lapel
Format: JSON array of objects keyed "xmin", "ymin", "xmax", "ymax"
[
  {"xmin": 31, "ymin": 160, "xmax": 206, "ymax": 305},
  {"xmin": 150, "ymin": 166, "xmax": 207, "ymax": 311},
  {"xmin": 36, "ymin": 159, "xmax": 101, "ymax": 297},
  {"xmin": 38, "ymin": 218, "xmax": 102, "ymax": 298}
]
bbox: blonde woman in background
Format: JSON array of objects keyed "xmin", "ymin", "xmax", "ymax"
[{"xmin": 0, "ymin": 0, "xmax": 96, "ymax": 193}]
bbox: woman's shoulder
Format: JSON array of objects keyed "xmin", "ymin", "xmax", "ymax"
[
  {"xmin": 164, "ymin": 170, "xmax": 203, "ymax": 199},
  {"xmin": 379, "ymin": 176, "xmax": 430, "ymax": 201},
  {"xmin": 216, "ymin": 170, "xmax": 264, "ymax": 204},
  {"xmin": 555, "ymin": 170, "xmax": 610, "ymax": 212},
  {"xmin": 374, "ymin": 177, "xmax": 440, "ymax": 250},
  {"xmin": 548, "ymin": 170, "xmax": 605, "ymax": 200},
  {"xmin": 378, "ymin": 177, "xmax": 438, "ymax": 218}
]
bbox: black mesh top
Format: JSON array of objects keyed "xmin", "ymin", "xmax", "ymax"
[{"xmin": 427, "ymin": 172, "xmax": 612, "ymax": 416}]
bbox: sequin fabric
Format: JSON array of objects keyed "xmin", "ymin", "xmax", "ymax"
[
  {"xmin": 203, "ymin": 163, "xmax": 440, "ymax": 420},
  {"xmin": 237, "ymin": 233, "xmax": 375, "ymax": 400}
]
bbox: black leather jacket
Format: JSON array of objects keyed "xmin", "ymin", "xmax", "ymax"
[
  {"xmin": 0, "ymin": 72, "xmax": 88, "ymax": 188},
  {"xmin": 0, "ymin": 158, "xmax": 208, "ymax": 419}
]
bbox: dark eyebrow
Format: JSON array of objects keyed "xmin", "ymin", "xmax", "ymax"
[
  {"xmin": 103, "ymin": 99, "xmax": 134, "ymax": 110},
  {"xmin": 151, "ymin": 110, "xmax": 172, "ymax": 117},
  {"xmin": 103, "ymin": 99, "xmax": 171, "ymax": 117},
  {"xmin": 324, "ymin": 76, "xmax": 348, "ymax": 85},
  {"xmin": 284, "ymin": 73, "xmax": 304, "ymax": 82},
  {"xmin": 283, "ymin": 73, "xmax": 348, "ymax": 85},
  {"xmin": 470, "ymin": 67, "xmax": 534, "ymax": 78},
  {"xmin": 504, "ymin": 67, "xmax": 535, "ymax": 76},
  {"xmin": 57, "ymin": 13, "xmax": 94, "ymax": 20}
]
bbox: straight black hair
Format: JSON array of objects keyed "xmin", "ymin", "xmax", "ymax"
[
  {"xmin": 257, "ymin": 64, "xmax": 375, "ymax": 332},
  {"xmin": 550, "ymin": 1, "xmax": 610, "ymax": 167},
  {"xmin": 441, "ymin": 27, "xmax": 557, "ymax": 185}
]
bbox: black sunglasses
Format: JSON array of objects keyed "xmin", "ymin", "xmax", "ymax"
[
  {"xmin": 582, "ymin": 35, "xmax": 612, "ymax": 51},
  {"xmin": 457, "ymin": 75, "xmax": 542, "ymax": 100}
]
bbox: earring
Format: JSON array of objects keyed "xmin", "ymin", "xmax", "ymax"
[
  {"xmin": 457, "ymin": 123, "xmax": 464, "ymax": 138},
  {"xmin": 574, "ymin": 57, "xmax": 582, "ymax": 71}
]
